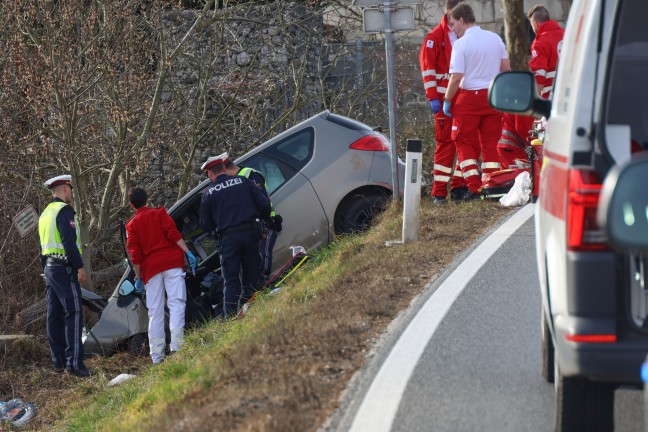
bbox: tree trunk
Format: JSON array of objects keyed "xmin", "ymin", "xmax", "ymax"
[{"xmin": 502, "ymin": 0, "xmax": 529, "ymax": 71}]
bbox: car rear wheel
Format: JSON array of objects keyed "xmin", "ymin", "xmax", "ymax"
[
  {"xmin": 335, "ymin": 192, "xmax": 389, "ymax": 234},
  {"xmin": 554, "ymin": 366, "xmax": 615, "ymax": 432},
  {"xmin": 541, "ymin": 309, "xmax": 555, "ymax": 383}
]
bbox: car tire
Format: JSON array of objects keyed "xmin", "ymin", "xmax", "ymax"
[
  {"xmin": 336, "ymin": 192, "xmax": 389, "ymax": 234},
  {"xmin": 541, "ymin": 309, "xmax": 555, "ymax": 383},
  {"xmin": 554, "ymin": 367, "xmax": 615, "ymax": 432},
  {"xmin": 127, "ymin": 333, "xmax": 149, "ymax": 357}
]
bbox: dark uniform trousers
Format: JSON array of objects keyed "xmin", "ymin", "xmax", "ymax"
[
  {"xmin": 259, "ymin": 228, "xmax": 277, "ymax": 284},
  {"xmin": 44, "ymin": 261, "xmax": 84, "ymax": 370},
  {"xmin": 220, "ymin": 232, "xmax": 261, "ymax": 317}
]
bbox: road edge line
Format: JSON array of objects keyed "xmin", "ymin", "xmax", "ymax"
[{"xmin": 348, "ymin": 204, "xmax": 536, "ymax": 432}]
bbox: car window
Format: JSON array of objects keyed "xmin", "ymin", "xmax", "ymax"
[
  {"xmin": 604, "ymin": 1, "xmax": 648, "ymax": 154},
  {"xmin": 240, "ymin": 155, "xmax": 298, "ymax": 195},
  {"xmin": 266, "ymin": 128, "xmax": 314, "ymax": 170}
]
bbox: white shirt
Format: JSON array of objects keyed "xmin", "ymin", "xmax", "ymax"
[{"xmin": 449, "ymin": 26, "xmax": 508, "ymax": 90}]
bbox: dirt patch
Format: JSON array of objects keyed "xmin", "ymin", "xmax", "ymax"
[{"xmin": 1, "ymin": 200, "xmax": 512, "ymax": 431}]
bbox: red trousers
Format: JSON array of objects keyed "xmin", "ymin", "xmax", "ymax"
[
  {"xmin": 498, "ymin": 144, "xmax": 528, "ymax": 169},
  {"xmin": 451, "ymin": 89, "xmax": 503, "ymax": 193},
  {"xmin": 431, "ymin": 112, "xmax": 465, "ymax": 197}
]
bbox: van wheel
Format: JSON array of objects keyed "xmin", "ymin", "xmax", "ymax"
[
  {"xmin": 128, "ymin": 333, "xmax": 149, "ymax": 357},
  {"xmin": 555, "ymin": 368, "xmax": 615, "ymax": 432},
  {"xmin": 541, "ymin": 310, "xmax": 554, "ymax": 383},
  {"xmin": 335, "ymin": 192, "xmax": 389, "ymax": 234}
]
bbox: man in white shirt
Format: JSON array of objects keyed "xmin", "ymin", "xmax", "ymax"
[{"xmin": 443, "ymin": 3, "xmax": 511, "ymax": 200}]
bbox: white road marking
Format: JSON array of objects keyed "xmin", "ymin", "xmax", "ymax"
[{"xmin": 349, "ymin": 204, "xmax": 536, "ymax": 432}]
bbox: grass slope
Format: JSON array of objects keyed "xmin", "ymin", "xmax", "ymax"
[{"xmin": 2, "ymin": 200, "xmax": 512, "ymax": 431}]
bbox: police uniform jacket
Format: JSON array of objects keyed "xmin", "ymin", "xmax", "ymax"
[
  {"xmin": 39, "ymin": 198, "xmax": 84, "ymax": 270},
  {"xmin": 199, "ymin": 173, "xmax": 271, "ymax": 235}
]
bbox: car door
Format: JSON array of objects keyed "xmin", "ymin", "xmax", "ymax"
[{"xmin": 239, "ymin": 129, "xmax": 328, "ymax": 271}]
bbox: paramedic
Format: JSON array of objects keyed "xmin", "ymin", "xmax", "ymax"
[
  {"xmin": 497, "ymin": 113, "xmax": 535, "ymax": 168},
  {"xmin": 126, "ymin": 186, "xmax": 196, "ymax": 364},
  {"xmin": 199, "ymin": 153, "xmax": 271, "ymax": 317},
  {"xmin": 419, "ymin": 0, "xmax": 467, "ymax": 203},
  {"xmin": 224, "ymin": 158, "xmax": 283, "ymax": 285},
  {"xmin": 38, "ymin": 175, "xmax": 90, "ymax": 377},
  {"xmin": 527, "ymin": 4, "xmax": 564, "ymax": 99},
  {"xmin": 443, "ymin": 3, "xmax": 511, "ymax": 199}
]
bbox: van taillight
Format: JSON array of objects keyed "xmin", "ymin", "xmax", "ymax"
[
  {"xmin": 566, "ymin": 168, "xmax": 607, "ymax": 251},
  {"xmin": 350, "ymin": 134, "xmax": 390, "ymax": 152}
]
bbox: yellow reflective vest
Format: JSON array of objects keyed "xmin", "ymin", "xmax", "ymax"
[
  {"xmin": 38, "ymin": 201, "xmax": 82, "ymax": 259},
  {"xmin": 238, "ymin": 167, "xmax": 276, "ymax": 217}
]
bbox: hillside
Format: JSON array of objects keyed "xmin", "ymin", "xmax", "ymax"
[{"xmin": 1, "ymin": 199, "xmax": 512, "ymax": 431}]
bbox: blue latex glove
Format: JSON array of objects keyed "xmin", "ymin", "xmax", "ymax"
[
  {"xmin": 135, "ymin": 278, "xmax": 144, "ymax": 293},
  {"xmin": 186, "ymin": 251, "xmax": 197, "ymax": 274},
  {"xmin": 429, "ymin": 99, "xmax": 441, "ymax": 114},
  {"xmin": 443, "ymin": 100, "xmax": 452, "ymax": 117}
]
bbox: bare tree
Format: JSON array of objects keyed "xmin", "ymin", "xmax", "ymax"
[{"xmin": 502, "ymin": 0, "xmax": 530, "ymax": 71}]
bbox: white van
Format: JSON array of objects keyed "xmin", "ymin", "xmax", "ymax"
[{"xmin": 489, "ymin": 0, "xmax": 648, "ymax": 430}]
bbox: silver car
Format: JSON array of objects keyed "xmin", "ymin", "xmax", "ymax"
[
  {"xmin": 174, "ymin": 110, "xmax": 406, "ymax": 271},
  {"xmin": 83, "ymin": 110, "xmax": 405, "ymax": 355}
]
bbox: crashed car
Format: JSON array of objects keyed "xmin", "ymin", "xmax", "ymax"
[{"xmin": 83, "ymin": 110, "xmax": 406, "ymax": 355}]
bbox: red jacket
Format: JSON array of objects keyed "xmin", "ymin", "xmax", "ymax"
[
  {"xmin": 126, "ymin": 206, "xmax": 184, "ymax": 284},
  {"xmin": 419, "ymin": 15, "xmax": 454, "ymax": 102},
  {"xmin": 529, "ymin": 20, "xmax": 565, "ymax": 99}
]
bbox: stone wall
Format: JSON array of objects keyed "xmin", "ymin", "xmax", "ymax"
[{"xmin": 146, "ymin": 3, "xmax": 325, "ymax": 206}]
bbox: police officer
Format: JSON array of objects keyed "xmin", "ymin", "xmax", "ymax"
[
  {"xmin": 38, "ymin": 175, "xmax": 90, "ymax": 377},
  {"xmin": 224, "ymin": 157, "xmax": 283, "ymax": 285},
  {"xmin": 199, "ymin": 153, "xmax": 271, "ymax": 317}
]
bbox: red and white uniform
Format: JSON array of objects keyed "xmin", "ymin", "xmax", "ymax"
[
  {"xmin": 529, "ymin": 20, "xmax": 564, "ymax": 99},
  {"xmin": 419, "ymin": 15, "xmax": 464, "ymax": 198},
  {"xmin": 126, "ymin": 206, "xmax": 186, "ymax": 364},
  {"xmin": 497, "ymin": 113, "xmax": 535, "ymax": 168},
  {"xmin": 449, "ymin": 26, "xmax": 507, "ymax": 193}
]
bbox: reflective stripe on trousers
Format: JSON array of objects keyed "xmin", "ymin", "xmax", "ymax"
[
  {"xmin": 431, "ymin": 113, "xmax": 465, "ymax": 197},
  {"xmin": 451, "ymin": 89, "xmax": 503, "ymax": 192}
]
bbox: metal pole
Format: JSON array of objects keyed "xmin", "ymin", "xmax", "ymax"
[{"xmin": 384, "ymin": 2, "xmax": 399, "ymax": 201}]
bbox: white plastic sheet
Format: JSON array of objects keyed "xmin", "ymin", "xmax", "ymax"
[
  {"xmin": 499, "ymin": 172, "xmax": 531, "ymax": 207},
  {"xmin": 107, "ymin": 373, "xmax": 136, "ymax": 387}
]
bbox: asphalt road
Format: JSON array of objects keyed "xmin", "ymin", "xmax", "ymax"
[{"xmin": 330, "ymin": 205, "xmax": 643, "ymax": 432}]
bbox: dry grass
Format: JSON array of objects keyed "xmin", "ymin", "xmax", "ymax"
[{"xmin": 1, "ymin": 199, "xmax": 512, "ymax": 431}]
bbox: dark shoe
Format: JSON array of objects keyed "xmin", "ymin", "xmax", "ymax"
[
  {"xmin": 53, "ymin": 366, "xmax": 65, "ymax": 374},
  {"xmin": 450, "ymin": 187, "xmax": 469, "ymax": 201},
  {"xmin": 431, "ymin": 196, "xmax": 448, "ymax": 204},
  {"xmin": 67, "ymin": 367, "xmax": 92, "ymax": 378},
  {"xmin": 462, "ymin": 190, "xmax": 482, "ymax": 202}
]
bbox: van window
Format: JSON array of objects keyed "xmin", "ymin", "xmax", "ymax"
[{"xmin": 604, "ymin": 0, "xmax": 648, "ymax": 153}]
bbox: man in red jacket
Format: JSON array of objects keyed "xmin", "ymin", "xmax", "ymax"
[
  {"xmin": 126, "ymin": 187, "xmax": 197, "ymax": 364},
  {"xmin": 528, "ymin": 4, "xmax": 564, "ymax": 99},
  {"xmin": 419, "ymin": 0, "xmax": 467, "ymax": 203}
]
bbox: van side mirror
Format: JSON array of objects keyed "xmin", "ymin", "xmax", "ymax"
[
  {"xmin": 598, "ymin": 156, "xmax": 648, "ymax": 251},
  {"xmin": 488, "ymin": 71, "xmax": 551, "ymax": 118}
]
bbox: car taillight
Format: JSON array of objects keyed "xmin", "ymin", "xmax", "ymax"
[
  {"xmin": 566, "ymin": 168, "xmax": 607, "ymax": 251},
  {"xmin": 564, "ymin": 333, "xmax": 617, "ymax": 343},
  {"xmin": 349, "ymin": 134, "xmax": 390, "ymax": 152}
]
